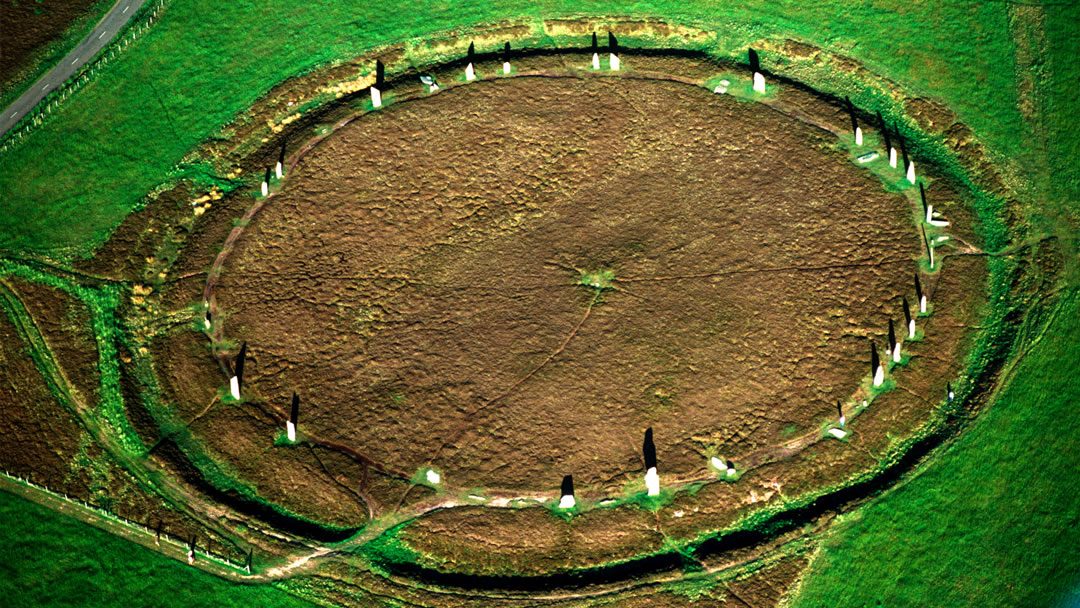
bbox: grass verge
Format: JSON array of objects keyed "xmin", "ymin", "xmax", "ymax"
[
  {"xmin": 0, "ymin": 490, "xmax": 315, "ymax": 608},
  {"xmin": 791, "ymin": 288, "xmax": 1080, "ymax": 608}
]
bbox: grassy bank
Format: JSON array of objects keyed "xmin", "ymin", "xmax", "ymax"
[
  {"xmin": 0, "ymin": 490, "xmax": 314, "ymax": 608},
  {"xmin": 790, "ymin": 287, "xmax": 1080, "ymax": 607},
  {"xmin": 0, "ymin": 0, "xmax": 1019, "ymax": 259}
]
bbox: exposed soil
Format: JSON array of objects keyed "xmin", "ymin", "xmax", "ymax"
[
  {"xmin": 0, "ymin": 294, "xmax": 236, "ymax": 559},
  {"xmin": 0, "ymin": 0, "xmax": 105, "ymax": 85},
  {"xmin": 0, "ymin": 303, "xmax": 85, "ymax": 486},
  {"xmin": 7, "ymin": 278, "xmax": 100, "ymax": 412},
  {"xmin": 148, "ymin": 330, "xmax": 373, "ymax": 529},
  {"xmin": 214, "ymin": 75, "xmax": 921, "ymax": 496}
]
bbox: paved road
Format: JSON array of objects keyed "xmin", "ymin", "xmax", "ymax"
[{"xmin": 0, "ymin": 0, "xmax": 147, "ymax": 137}]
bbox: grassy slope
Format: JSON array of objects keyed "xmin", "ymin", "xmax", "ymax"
[
  {"xmin": 0, "ymin": 491, "xmax": 315, "ymax": 608},
  {"xmin": 0, "ymin": 0, "xmax": 1018, "ymax": 259},
  {"xmin": 791, "ymin": 5, "xmax": 1080, "ymax": 605},
  {"xmin": 791, "ymin": 289, "xmax": 1080, "ymax": 608}
]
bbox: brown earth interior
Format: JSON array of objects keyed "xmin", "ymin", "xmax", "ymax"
[
  {"xmin": 0, "ymin": 0, "xmax": 105, "ymax": 84},
  {"xmin": 214, "ymin": 74, "xmax": 925, "ymax": 492}
]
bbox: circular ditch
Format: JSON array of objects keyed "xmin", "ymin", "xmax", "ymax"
[{"xmin": 215, "ymin": 73, "xmax": 924, "ymax": 494}]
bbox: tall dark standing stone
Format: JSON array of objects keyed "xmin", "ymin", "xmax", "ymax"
[
  {"xmin": 877, "ymin": 111, "xmax": 892, "ymax": 152},
  {"xmin": 845, "ymin": 96, "xmax": 859, "ymax": 134},
  {"xmin": 235, "ymin": 342, "xmax": 247, "ymax": 387},
  {"xmin": 561, "ymin": 474, "xmax": 574, "ymax": 498},
  {"xmin": 643, "ymin": 427, "xmax": 657, "ymax": 470}
]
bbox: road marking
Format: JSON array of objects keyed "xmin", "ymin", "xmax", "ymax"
[
  {"xmin": 9, "ymin": 112, "xmax": 16, "ymax": 118},
  {"xmin": 72, "ymin": 57, "xmax": 80, "ymax": 65},
  {"xmin": 99, "ymin": 30, "xmax": 107, "ymax": 39},
  {"xmin": 123, "ymin": 4, "xmax": 129, "ymax": 12}
]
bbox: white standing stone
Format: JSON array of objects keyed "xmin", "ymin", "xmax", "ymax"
[
  {"xmin": 855, "ymin": 126, "xmax": 863, "ymax": 146},
  {"xmin": 753, "ymin": 71, "xmax": 766, "ymax": 94},
  {"xmin": 710, "ymin": 456, "xmax": 725, "ymax": 471},
  {"xmin": 370, "ymin": 86, "xmax": 382, "ymax": 108},
  {"xmin": 610, "ymin": 53, "xmax": 620, "ymax": 71},
  {"xmin": 203, "ymin": 316, "xmax": 211, "ymax": 330},
  {"xmin": 920, "ymin": 295, "xmax": 927, "ymax": 314},
  {"xmin": 260, "ymin": 181, "xmax": 268, "ymax": 197},
  {"xmin": 907, "ymin": 161, "xmax": 916, "ymax": 184},
  {"xmin": 873, "ymin": 364, "xmax": 885, "ymax": 387},
  {"xmin": 286, "ymin": 420, "xmax": 296, "ymax": 442},
  {"xmin": 645, "ymin": 466, "xmax": 660, "ymax": 496},
  {"xmin": 892, "ymin": 341, "xmax": 902, "ymax": 363},
  {"xmin": 889, "ymin": 147, "xmax": 897, "ymax": 168},
  {"xmin": 275, "ymin": 161, "xmax": 283, "ymax": 180},
  {"xmin": 229, "ymin": 376, "xmax": 240, "ymax": 400},
  {"xmin": 503, "ymin": 61, "xmax": 511, "ymax": 74},
  {"xmin": 726, "ymin": 464, "xmax": 737, "ymax": 477},
  {"xmin": 926, "ymin": 203, "xmax": 934, "ymax": 224},
  {"xmin": 187, "ymin": 549, "xmax": 194, "ymax": 565},
  {"xmin": 592, "ymin": 52, "xmax": 600, "ymax": 70},
  {"xmin": 839, "ymin": 415, "xmax": 847, "ymax": 427},
  {"xmin": 558, "ymin": 494, "xmax": 576, "ymax": 509},
  {"xmin": 908, "ymin": 319, "xmax": 916, "ymax": 339},
  {"xmin": 465, "ymin": 63, "xmax": 475, "ymax": 81},
  {"xmin": 425, "ymin": 469, "xmax": 441, "ymax": 485},
  {"xmin": 929, "ymin": 244, "xmax": 935, "ymax": 269}
]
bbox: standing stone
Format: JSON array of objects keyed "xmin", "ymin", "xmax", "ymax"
[
  {"xmin": 591, "ymin": 32, "xmax": 600, "ymax": 70},
  {"xmin": 608, "ymin": 32, "xmax": 620, "ymax": 71},
  {"xmin": 871, "ymin": 341, "xmax": 884, "ymax": 387},
  {"xmin": 230, "ymin": 342, "xmax": 247, "ymax": 400},
  {"xmin": 559, "ymin": 474, "xmax": 576, "ymax": 509},
  {"xmin": 287, "ymin": 392, "xmax": 299, "ymax": 442},
  {"xmin": 465, "ymin": 42, "xmax": 476, "ymax": 81},
  {"xmin": 915, "ymin": 273, "xmax": 927, "ymax": 313},
  {"xmin": 643, "ymin": 427, "xmax": 659, "ymax": 496},
  {"xmin": 749, "ymin": 48, "xmax": 765, "ymax": 93},
  {"xmin": 889, "ymin": 319, "xmax": 901, "ymax": 363}
]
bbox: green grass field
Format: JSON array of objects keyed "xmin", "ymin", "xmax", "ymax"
[
  {"xmin": 1, "ymin": 0, "xmax": 1077, "ymax": 605},
  {"xmin": 0, "ymin": 491, "xmax": 315, "ymax": 608}
]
